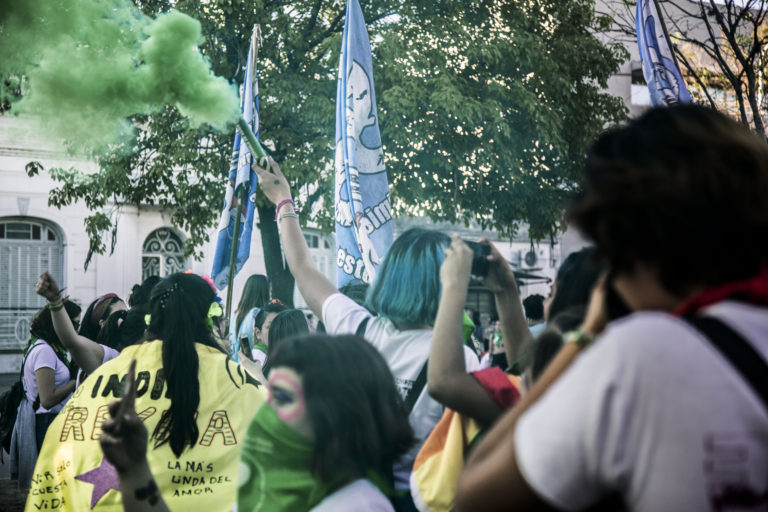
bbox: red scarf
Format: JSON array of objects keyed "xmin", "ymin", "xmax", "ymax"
[{"xmin": 673, "ymin": 268, "xmax": 768, "ymax": 317}]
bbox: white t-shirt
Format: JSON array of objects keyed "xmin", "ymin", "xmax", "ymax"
[
  {"xmin": 311, "ymin": 479, "xmax": 393, "ymax": 511},
  {"xmin": 515, "ymin": 301, "xmax": 768, "ymax": 512},
  {"xmin": 323, "ymin": 293, "xmax": 480, "ymax": 490}
]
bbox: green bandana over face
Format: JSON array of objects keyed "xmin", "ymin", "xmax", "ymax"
[{"xmin": 238, "ymin": 404, "xmax": 329, "ymax": 511}]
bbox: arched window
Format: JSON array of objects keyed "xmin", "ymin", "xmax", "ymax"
[
  {"xmin": 142, "ymin": 228, "xmax": 187, "ymax": 280},
  {"xmin": 0, "ymin": 218, "xmax": 64, "ymax": 348}
]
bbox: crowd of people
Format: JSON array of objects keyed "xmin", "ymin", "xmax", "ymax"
[{"xmin": 5, "ymin": 104, "xmax": 767, "ymax": 511}]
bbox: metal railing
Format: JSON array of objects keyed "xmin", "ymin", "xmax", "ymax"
[{"xmin": 0, "ymin": 309, "xmax": 37, "ymax": 350}]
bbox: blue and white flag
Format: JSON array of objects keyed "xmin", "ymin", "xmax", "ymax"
[
  {"xmin": 335, "ymin": 0, "xmax": 393, "ymax": 287},
  {"xmin": 637, "ymin": 0, "xmax": 692, "ymax": 106},
  {"xmin": 211, "ymin": 27, "xmax": 260, "ymax": 290}
]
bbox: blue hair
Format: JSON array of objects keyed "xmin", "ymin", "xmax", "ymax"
[{"xmin": 366, "ymin": 228, "xmax": 450, "ymax": 327}]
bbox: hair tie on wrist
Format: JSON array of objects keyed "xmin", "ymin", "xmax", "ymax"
[{"xmin": 275, "ymin": 198, "xmax": 295, "ymax": 220}]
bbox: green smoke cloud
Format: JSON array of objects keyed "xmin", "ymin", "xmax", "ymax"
[{"xmin": 0, "ymin": 0, "xmax": 240, "ymax": 152}]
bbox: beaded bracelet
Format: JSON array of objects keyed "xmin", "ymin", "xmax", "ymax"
[{"xmin": 278, "ymin": 211, "xmax": 299, "ymax": 222}]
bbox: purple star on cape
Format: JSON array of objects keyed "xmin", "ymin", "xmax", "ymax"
[{"xmin": 75, "ymin": 457, "xmax": 120, "ymax": 508}]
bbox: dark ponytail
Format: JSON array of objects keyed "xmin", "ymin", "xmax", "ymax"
[
  {"xmin": 235, "ymin": 274, "xmax": 270, "ymax": 333},
  {"xmin": 97, "ymin": 309, "xmax": 147, "ymax": 351},
  {"xmin": 147, "ymin": 273, "xmax": 221, "ymax": 457}
]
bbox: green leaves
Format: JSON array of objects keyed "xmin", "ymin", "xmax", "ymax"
[
  {"xmin": 24, "ymin": 161, "xmax": 43, "ymax": 177},
  {"xmin": 28, "ymin": 0, "xmax": 626, "ymax": 266},
  {"xmin": 374, "ymin": 0, "xmax": 626, "ymax": 239}
]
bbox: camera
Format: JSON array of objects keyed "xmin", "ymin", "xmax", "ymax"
[{"xmin": 464, "ymin": 240, "xmax": 491, "ymax": 277}]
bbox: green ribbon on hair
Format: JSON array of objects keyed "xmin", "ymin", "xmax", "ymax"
[
  {"xmin": 462, "ymin": 311, "xmax": 475, "ymax": 345},
  {"xmin": 206, "ymin": 301, "xmax": 223, "ymax": 330}
]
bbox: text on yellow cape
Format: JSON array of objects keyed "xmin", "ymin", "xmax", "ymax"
[{"xmin": 25, "ymin": 340, "xmax": 265, "ymax": 512}]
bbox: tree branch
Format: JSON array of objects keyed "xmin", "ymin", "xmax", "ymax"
[{"xmin": 674, "ymin": 46, "xmax": 718, "ymax": 108}]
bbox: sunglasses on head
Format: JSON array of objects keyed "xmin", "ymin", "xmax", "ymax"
[{"xmin": 90, "ymin": 293, "xmax": 121, "ymax": 328}]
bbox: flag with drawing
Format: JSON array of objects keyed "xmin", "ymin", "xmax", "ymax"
[
  {"xmin": 636, "ymin": 0, "xmax": 692, "ymax": 106},
  {"xmin": 211, "ymin": 27, "xmax": 261, "ymax": 290},
  {"xmin": 334, "ymin": 0, "xmax": 393, "ymax": 287}
]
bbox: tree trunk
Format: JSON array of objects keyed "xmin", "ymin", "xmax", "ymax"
[
  {"xmin": 257, "ymin": 204, "xmax": 295, "ymax": 306},
  {"xmin": 744, "ymin": 68, "xmax": 767, "ymax": 138}
]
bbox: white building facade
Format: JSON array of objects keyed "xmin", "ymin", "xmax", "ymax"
[{"xmin": 1, "ymin": 107, "xmax": 591, "ymax": 372}]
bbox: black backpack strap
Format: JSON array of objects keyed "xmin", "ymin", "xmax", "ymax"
[
  {"xmin": 404, "ymin": 362, "xmax": 428, "ymax": 414},
  {"xmin": 355, "ymin": 316, "xmax": 371, "ymax": 338},
  {"xmin": 686, "ymin": 316, "xmax": 768, "ymax": 414}
]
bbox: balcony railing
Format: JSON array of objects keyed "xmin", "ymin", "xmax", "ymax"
[{"xmin": 0, "ymin": 308, "xmax": 37, "ymax": 351}]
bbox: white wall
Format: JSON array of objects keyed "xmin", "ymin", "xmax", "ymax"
[{"xmin": 0, "ymin": 111, "xmax": 594, "ymax": 373}]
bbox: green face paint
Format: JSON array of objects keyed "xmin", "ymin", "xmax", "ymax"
[{"xmin": 0, "ymin": 0, "xmax": 239, "ymax": 153}]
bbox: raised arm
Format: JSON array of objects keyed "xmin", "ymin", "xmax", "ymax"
[
  {"xmin": 100, "ymin": 360, "xmax": 171, "ymax": 512},
  {"xmin": 455, "ymin": 279, "xmax": 609, "ymax": 511},
  {"xmin": 36, "ymin": 272, "xmax": 105, "ymax": 373},
  {"xmin": 251, "ymin": 158, "xmax": 338, "ymax": 318},
  {"xmin": 238, "ymin": 349, "xmax": 266, "ymax": 385},
  {"xmin": 428, "ymin": 236, "xmax": 503, "ymax": 426},
  {"xmin": 481, "ymin": 241, "xmax": 534, "ymax": 370}
]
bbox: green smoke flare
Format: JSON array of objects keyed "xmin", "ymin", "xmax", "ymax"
[{"xmin": 0, "ymin": 0, "xmax": 240, "ymax": 152}]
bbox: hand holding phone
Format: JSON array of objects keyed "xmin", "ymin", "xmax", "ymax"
[
  {"xmin": 240, "ymin": 334, "xmax": 254, "ymax": 361},
  {"xmin": 464, "ymin": 240, "xmax": 491, "ymax": 277}
]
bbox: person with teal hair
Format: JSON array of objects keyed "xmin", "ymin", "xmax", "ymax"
[{"xmin": 251, "ymin": 158, "xmax": 480, "ymax": 510}]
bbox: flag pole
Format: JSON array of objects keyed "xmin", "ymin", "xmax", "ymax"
[
  {"xmin": 238, "ymin": 25, "xmax": 268, "ymax": 161},
  {"xmin": 649, "ymin": 0, "xmax": 685, "ymax": 73},
  {"xmin": 224, "ymin": 184, "xmax": 246, "ymax": 322},
  {"xmin": 224, "ymin": 26, "xmax": 266, "ymax": 323}
]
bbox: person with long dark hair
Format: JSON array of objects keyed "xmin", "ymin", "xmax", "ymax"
[
  {"xmin": 229, "ymin": 274, "xmax": 270, "ymax": 362},
  {"xmin": 37, "ymin": 271, "xmax": 127, "ymax": 375},
  {"xmin": 95, "ymin": 308, "xmax": 148, "ymax": 353},
  {"xmin": 127, "ymin": 275, "xmax": 161, "ymax": 310},
  {"xmin": 261, "ymin": 309, "xmax": 311, "ymax": 375},
  {"xmin": 10, "ymin": 298, "xmax": 80, "ymax": 489},
  {"xmin": 26, "ymin": 272, "xmax": 265, "ymax": 511},
  {"xmin": 542, "ymin": 247, "xmax": 602, "ymax": 323},
  {"xmin": 79, "ymin": 293, "xmax": 127, "ymax": 342},
  {"xmin": 241, "ymin": 334, "xmax": 414, "ymax": 510},
  {"xmin": 25, "ymin": 300, "xmax": 80, "ymax": 446},
  {"xmin": 96, "ymin": 334, "xmax": 413, "ymax": 512}
]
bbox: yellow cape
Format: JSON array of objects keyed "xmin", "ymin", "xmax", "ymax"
[{"xmin": 25, "ymin": 340, "xmax": 265, "ymax": 512}]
